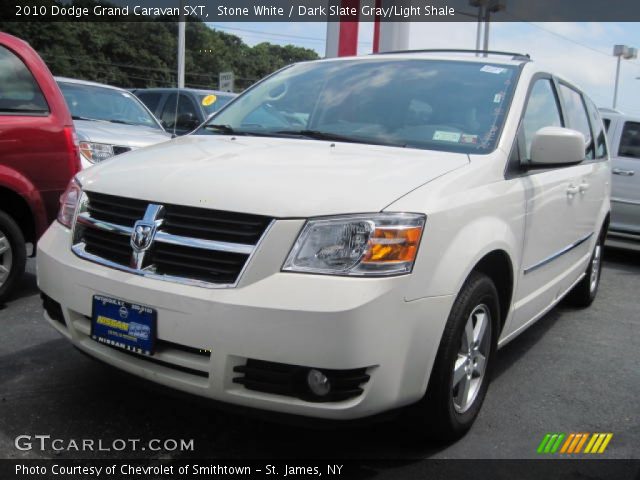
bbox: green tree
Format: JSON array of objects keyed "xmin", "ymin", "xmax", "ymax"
[{"xmin": 0, "ymin": 3, "xmax": 318, "ymax": 91}]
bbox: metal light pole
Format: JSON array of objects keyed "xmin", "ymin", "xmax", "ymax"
[
  {"xmin": 470, "ymin": 0, "xmax": 505, "ymax": 56},
  {"xmin": 469, "ymin": 0, "xmax": 485, "ymax": 54},
  {"xmin": 482, "ymin": 7, "xmax": 491, "ymax": 53},
  {"xmin": 177, "ymin": 1, "xmax": 186, "ymax": 88},
  {"xmin": 483, "ymin": 0, "xmax": 506, "ymax": 56},
  {"xmin": 469, "ymin": 0, "xmax": 486, "ymax": 54},
  {"xmin": 613, "ymin": 44, "xmax": 637, "ymax": 110}
]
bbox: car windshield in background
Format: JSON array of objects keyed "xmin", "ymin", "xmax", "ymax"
[
  {"xmin": 199, "ymin": 59, "xmax": 518, "ymax": 153},
  {"xmin": 58, "ymin": 82, "xmax": 161, "ymax": 129},
  {"xmin": 201, "ymin": 94, "xmax": 234, "ymax": 115}
]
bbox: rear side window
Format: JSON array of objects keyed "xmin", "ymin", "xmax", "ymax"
[
  {"xmin": 521, "ymin": 79, "xmax": 563, "ymax": 159},
  {"xmin": 584, "ymin": 97, "xmax": 608, "ymax": 159},
  {"xmin": 0, "ymin": 45, "xmax": 49, "ymax": 114},
  {"xmin": 559, "ymin": 84, "xmax": 594, "ymax": 159},
  {"xmin": 619, "ymin": 121, "xmax": 640, "ymax": 159},
  {"xmin": 603, "ymin": 118, "xmax": 611, "ymax": 132},
  {"xmin": 136, "ymin": 92, "xmax": 162, "ymax": 114}
]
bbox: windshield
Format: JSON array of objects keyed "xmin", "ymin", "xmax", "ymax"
[
  {"xmin": 201, "ymin": 93, "xmax": 235, "ymax": 115},
  {"xmin": 198, "ymin": 59, "xmax": 518, "ymax": 153},
  {"xmin": 58, "ymin": 82, "xmax": 161, "ymax": 130}
]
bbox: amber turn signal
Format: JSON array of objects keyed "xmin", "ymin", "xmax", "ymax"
[{"xmin": 362, "ymin": 226, "xmax": 423, "ymax": 263}]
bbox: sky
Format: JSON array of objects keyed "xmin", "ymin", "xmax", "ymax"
[{"xmin": 208, "ymin": 21, "xmax": 640, "ymax": 116}]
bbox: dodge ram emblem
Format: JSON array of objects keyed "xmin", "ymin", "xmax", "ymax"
[
  {"xmin": 129, "ymin": 204, "xmax": 164, "ymax": 270},
  {"xmin": 131, "ymin": 222, "xmax": 155, "ymax": 252}
]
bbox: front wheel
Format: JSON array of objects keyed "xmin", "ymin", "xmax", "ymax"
[
  {"xmin": 407, "ymin": 272, "xmax": 499, "ymax": 441},
  {"xmin": 0, "ymin": 210, "xmax": 27, "ymax": 304}
]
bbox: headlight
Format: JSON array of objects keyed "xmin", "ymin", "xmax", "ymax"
[
  {"xmin": 57, "ymin": 178, "xmax": 82, "ymax": 228},
  {"xmin": 79, "ymin": 141, "xmax": 114, "ymax": 163},
  {"xmin": 283, "ymin": 213, "xmax": 425, "ymax": 276}
]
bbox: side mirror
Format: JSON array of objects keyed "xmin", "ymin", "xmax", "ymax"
[{"xmin": 529, "ymin": 127, "xmax": 585, "ymax": 166}]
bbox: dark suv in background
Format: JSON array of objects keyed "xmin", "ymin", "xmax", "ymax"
[
  {"xmin": 0, "ymin": 32, "xmax": 80, "ymax": 302},
  {"xmin": 133, "ymin": 88, "xmax": 236, "ymax": 136}
]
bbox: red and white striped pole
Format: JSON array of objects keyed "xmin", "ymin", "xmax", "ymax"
[
  {"xmin": 326, "ymin": 0, "xmax": 410, "ymax": 58},
  {"xmin": 372, "ymin": 0, "xmax": 382, "ymax": 53},
  {"xmin": 325, "ymin": 0, "xmax": 360, "ymax": 57}
]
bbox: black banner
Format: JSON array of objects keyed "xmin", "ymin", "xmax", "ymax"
[
  {"xmin": 2, "ymin": 0, "xmax": 640, "ymax": 22},
  {"xmin": 1, "ymin": 459, "xmax": 640, "ymax": 480}
]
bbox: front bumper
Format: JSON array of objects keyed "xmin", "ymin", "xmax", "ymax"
[{"xmin": 37, "ymin": 221, "xmax": 454, "ymax": 420}]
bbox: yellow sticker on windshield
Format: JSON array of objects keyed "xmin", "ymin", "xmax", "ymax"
[{"xmin": 202, "ymin": 94, "xmax": 217, "ymax": 106}]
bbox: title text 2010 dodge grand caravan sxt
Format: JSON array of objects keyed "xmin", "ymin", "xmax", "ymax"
[{"xmin": 37, "ymin": 51, "xmax": 610, "ymax": 439}]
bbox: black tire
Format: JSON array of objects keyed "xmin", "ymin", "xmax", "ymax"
[
  {"xmin": 407, "ymin": 272, "xmax": 500, "ymax": 441},
  {"xmin": 566, "ymin": 232, "xmax": 604, "ymax": 308},
  {"xmin": 0, "ymin": 210, "xmax": 27, "ymax": 304}
]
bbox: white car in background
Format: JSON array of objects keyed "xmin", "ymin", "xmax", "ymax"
[
  {"xmin": 599, "ymin": 108, "xmax": 640, "ymax": 248},
  {"xmin": 38, "ymin": 51, "xmax": 610, "ymax": 440},
  {"xmin": 56, "ymin": 77, "xmax": 171, "ymax": 168}
]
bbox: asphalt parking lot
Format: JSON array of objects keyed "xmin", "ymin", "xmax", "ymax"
[{"xmin": 0, "ymin": 249, "xmax": 638, "ymax": 465}]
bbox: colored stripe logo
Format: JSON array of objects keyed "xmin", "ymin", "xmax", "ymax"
[{"xmin": 537, "ymin": 433, "xmax": 613, "ymax": 454}]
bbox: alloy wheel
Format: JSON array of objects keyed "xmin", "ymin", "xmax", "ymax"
[
  {"xmin": 589, "ymin": 243, "xmax": 602, "ymax": 294},
  {"xmin": 0, "ymin": 231, "xmax": 12, "ymax": 288},
  {"xmin": 452, "ymin": 304, "xmax": 492, "ymax": 413}
]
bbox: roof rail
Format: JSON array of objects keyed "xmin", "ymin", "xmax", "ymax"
[{"xmin": 372, "ymin": 49, "xmax": 531, "ymax": 61}]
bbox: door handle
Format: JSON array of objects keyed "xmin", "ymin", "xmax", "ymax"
[
  {"xmin": 567, "ymin": 184, "xmax": 580, "ymax": 196},
  {"xmin": 612, "ymin": 168, "xmax": 635, "ymax": 176}
]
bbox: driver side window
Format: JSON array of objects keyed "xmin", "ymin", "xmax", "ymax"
[{"xmin": 521, "ymin": 79, "xmax": 563, "ymax": 159}]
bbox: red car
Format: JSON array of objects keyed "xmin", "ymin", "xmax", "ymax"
[{"xmin": 0, "ymin": 32, "xmax": 80, "ymax": 302}]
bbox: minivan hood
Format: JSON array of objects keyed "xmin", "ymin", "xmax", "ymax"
[
  {"xmin": 74, "ymin": 119, "xmax": 171, "ymax": 149},
  {"xmin": 78, "ymin": 135, "xmax": 469, "ymax": 217}
]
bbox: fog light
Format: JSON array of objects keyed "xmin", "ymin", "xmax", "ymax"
[{"xmin": 307, "ymin": 369, "xmax": 331, "ymax": 396}]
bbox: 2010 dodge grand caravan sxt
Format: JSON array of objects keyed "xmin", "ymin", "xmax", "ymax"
[{"xmin": 37, "ymin": 51, "xmax": 610, "ymax": 439}]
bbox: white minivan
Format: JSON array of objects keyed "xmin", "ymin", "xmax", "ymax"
[{"xmin": 37, "ymin": 51, "xmax": 610, "ymax": 440}]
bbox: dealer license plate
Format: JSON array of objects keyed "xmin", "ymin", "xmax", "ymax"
[{"xmin": 91, "ymin": 295, "xmax": 156, "ymax": 355}]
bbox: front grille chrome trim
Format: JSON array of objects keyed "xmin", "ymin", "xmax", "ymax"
[
  {"xmin": 154, "ymin": 231, "xmax": 254, "ymax": 255},
  {"xmin": 72, "ymin": 203, "xmax": 275, "ymax": 289},
  {"xmin": 72, "ymin": 242, "xmax": 240, "ymax": 289},
  {"xmin": 76, "ymin": 212, "xmax": 132, "ymax": 236},
  {"xmin": 76, "ymin": 212, "xmax": 255, "ymax": 254}
]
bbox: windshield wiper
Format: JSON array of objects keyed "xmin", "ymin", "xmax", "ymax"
[
  {"xmin": 108, "ymin": 119, "xmax": 135, "ymax": 125},
  {"xmin": 72, "ymin": 115, "xmax": 101, "ymax": 122},
  {"xmin": 72, "ymin": 116, "xmax": 142, "ymax": 127},
  {"xmin": 275, "ymin": 129, "xmax": 406, "ymax": 147},
  {"xmin": 202, "ymin": 125, "xmax": 394, "ymax": 144},
  {"xmin": 204, "ymin": 124, "xmax": 237, "ymax": 134},
  {"xmin": 202, "ymin": 124, "xmax": 283, "ymax": 138}
]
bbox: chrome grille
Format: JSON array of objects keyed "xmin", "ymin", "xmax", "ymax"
[
  {"xmin": 152, "ymin": 242, "xmax": 248, "ymax": 284},
  {"xmin": 86, "ymin": 192, "xmax": 146, "ymax": 227},
  {"xmin": 163, "ymin": 206, "xmax": 269, "ymax": 244},
  {"xmin": 72, "ymin": 191, "xmax": 273, "ymax": 288}
]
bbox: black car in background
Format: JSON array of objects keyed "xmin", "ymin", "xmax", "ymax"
[{"xmin": 132, "ymin": 88, "xmax": 237, "ymax": 136}]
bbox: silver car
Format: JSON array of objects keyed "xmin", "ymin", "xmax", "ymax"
[
  {"xmin": 56, "ymin": 77, "xmax": 171, "ymax": 168},
  {"xmin": 600, "ymin": 108, "xmax": 640, "ymax": 248}
]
